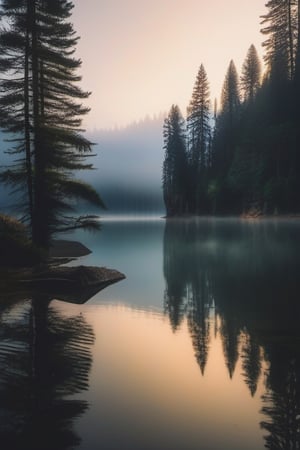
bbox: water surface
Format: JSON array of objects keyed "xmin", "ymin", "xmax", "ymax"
[{"xmin": 1, "ymin": 217, "xmax": 300, "ymax": 450}]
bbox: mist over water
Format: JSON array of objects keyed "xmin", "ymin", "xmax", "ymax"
[
  {"xmin": 85, "ymin": 116, "xmax": 165, "ymax": 215},
  {"xmin": 0, "ymin": 117, "xmax": 166, "ymax": 216}
]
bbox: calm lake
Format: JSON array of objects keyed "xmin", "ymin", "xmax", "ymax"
[{"xmin": 1, "ymin": 217, "xmax": 300, "ymax": 450}]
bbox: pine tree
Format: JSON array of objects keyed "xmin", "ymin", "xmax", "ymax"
[
  {"xmin": 187, "ymin": 64, "xmax": 211, "ymax": 171},
  {"xmin": 221, "ymin": 60, "xmax": 240, "ymax": 120},
  {"xmin": 209, "ymin": 61, "xmax": 241, "ymax": 213},
  {"xmin": 241, "ymin": 44, "xmax": 261, "ymax": 102},
  {"xmin": 162, "ymin": 105, "xmax": 188, "ymax": 216},
  {"xmin": 261, "ymin": 0, "xmax": 297, "ymax": 82},
  {"xmin": 186, "ymin": 64, "xmax": 211, "ymax": 213},
  {"xmin": 214, "ymin": 61, "xmax": 240, "ymax": 180},
  {"xmin": 0, "ymin": 0, "xmax": 104, "ymax": 249}
]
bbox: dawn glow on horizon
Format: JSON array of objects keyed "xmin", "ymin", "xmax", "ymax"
[{"xmin": 73, "ymin": 0, "xmax": 267, "ymax": 129}]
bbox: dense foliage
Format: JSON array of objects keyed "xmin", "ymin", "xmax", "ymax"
[
  {"xmin": 163, "ymin": 0, "xmax": 300, "ymax": 216},
  {"xmin": 0, "ymin": 214, "xmax": 41, "ymax": 266},
  {"xmin": 0, "ymin": 0, "xmax": 104, "ymax": 248}
]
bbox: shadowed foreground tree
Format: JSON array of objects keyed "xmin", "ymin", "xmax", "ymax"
[{"xmin": 0, "ymin": 0, "xmax": 104, "ymax": 249}]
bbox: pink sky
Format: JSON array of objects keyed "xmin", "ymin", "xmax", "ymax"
[{"xmin": 73, "ymin": 0, "xmax": 267, "ymax": 129}]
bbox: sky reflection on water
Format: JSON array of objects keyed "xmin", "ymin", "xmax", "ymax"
[{"xmin": 1, "ymin": 218, "xmax": 300, "ymax": 450}]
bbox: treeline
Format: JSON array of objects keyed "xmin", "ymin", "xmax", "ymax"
[
  {"xmin": 0, "ymin": 0, "xmax": 104, "ymax": 250},
  {"xmin": 163, "ymin": 0, "xmax": 300, "ymax": 216}
]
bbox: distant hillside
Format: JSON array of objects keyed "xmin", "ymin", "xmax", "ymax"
[{"xmin": 86, "ymin": 115, "xmax": 165, "ymax": 214}]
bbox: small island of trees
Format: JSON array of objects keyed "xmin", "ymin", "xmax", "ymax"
[{"xmin": 163, "ymin": 0, "xmax": 300, "ymax": 217}]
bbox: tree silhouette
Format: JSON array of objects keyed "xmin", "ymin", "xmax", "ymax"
[
  {"xmin": 0, "ymin": 0, "xmax": 104, "ymax": 248},
  {"xmin": 212, "ymin": 60, "xmax": 241, "ymax": 212},
  {"xmin": 162, "ymin": 105, "xmax": 188, "ymax": 216},
  {"xmin": 261, "ymin": 0, "xmax": 297, "ymax": 82},
  {"xmin": 221, "ymin": 60, "xmax": 240, "ymax": 122},
  {"xmin": 187, "ymin": 64, "xmax": 211, "ymax": 213},
  {"xmin": 161, "ymin": 1, "xmax": 300, "ymax": 217},
  {"xmin": 241, "ymin": 44, "xmax": 262, "ymax": 103}
]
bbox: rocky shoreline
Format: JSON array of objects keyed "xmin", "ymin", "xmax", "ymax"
[{"xmin": 1, "ymin": 239, "xmax": 125, "ymax": 304}]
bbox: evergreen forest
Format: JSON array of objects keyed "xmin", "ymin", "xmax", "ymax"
[{"xmin": 163, "ymin": 0, "xmax": 300, "ymax": 217}]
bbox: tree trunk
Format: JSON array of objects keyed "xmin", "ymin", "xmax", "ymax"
[
  {"xmin": 25, "ymin": 0, "xmax": 33, "ymax": 224},
  {"xmin": 288, "ymin": 0, "xmax": 295, "ymax": 78},
  {"xmin": 295, "ymin": 0, "xmax": 300, "ymax": 83},
  {"xmin": 31, "ymin": 0, "xmax": 49, "ymax": 249}
]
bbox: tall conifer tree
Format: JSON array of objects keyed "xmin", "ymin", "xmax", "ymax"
[
  {"xmin": 0, "ymin": 0, "xmax": 104, "ymax": 248},
  {"xmin": 162, "ymin": 105, "xmax": 187, "ymax": 216},
  {"xmin": 241, "ymin": 45, "xmax": 262, "ymax": 102},
  {"xmin": 261, "ymin": 0, "xmax": 297, "ymax": 82},
  {"xmin": 213, "ymin": 60, "xmax": 240, "ymax": 188},
  {"xmin": 187, "ymin": 64, "xmax": 211, "ymax": 213},
  {"xmin": 221, "ymin": 60, "xmax": 240, "ymax": 121},
  {"xmin": 187, "ymin": 64, "xmax": 211, "ymax": 171}
]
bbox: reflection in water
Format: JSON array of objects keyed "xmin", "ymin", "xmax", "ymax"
[
  {"xmin": 1, "ymin": 218, "xmax": 300, "ymax": 449},
  {"xmin": 163, "ymin": 218, "xmax": 300, "ymax": 448},
  {"xmin": 187, "ymin": 287, "xmax": 211, "ymax": 375},
  {"xmin": 220, "ymin": 314, "xmax": 240, "ymax": 379},
  {"xmin": 241, "ymin": 332, "xmax": 262, "ymax": 397},
  {"xmin": 261, "ymin": 361, "xmax": 300, "ymax": 450},
  {"xmin": 0, "ymin": 294, "xmax": 94, "ymax": 450}
]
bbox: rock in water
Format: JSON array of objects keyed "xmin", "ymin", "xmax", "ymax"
[
  {"xmin": 49, "ymin": 240, "xmax": 92, "ymax": 257},
  {"xmin": 14, "ymin": 266, "xmax": 126, "ymax": 304}
]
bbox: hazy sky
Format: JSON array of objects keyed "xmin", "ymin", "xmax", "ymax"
[{"xmin": 72, "ymin": 0, "xmax": 267, "ymax": 129}]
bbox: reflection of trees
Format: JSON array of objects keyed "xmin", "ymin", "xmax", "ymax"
[
  {"xmin": 261, "ymin": 361, "xmax": 300, "ymax": 449},
  {"xmin": 163, "ymin": 219, "xmax": 260, "ymax": 378},
  {"xmin": 187, "ymin": 272, "xmax": 213, "ymax": 375},
  {"xmin": 0, "ymin": 295, "xmax": 94, "ymax": 450},
  {"xmin": 162, "ymin": 217, "xmax": 300, "ymax": 445},
  {"xmin": 163, "ymin": 220, "xmax": 214, "ymax": 373},
  {"xmin": 163, "ymin": 221, "xmax": 188, "ymax": 331},
  {"xmin": 241, "ymin": 331, "xmax": 262, "ymax": 396},
  {"xmin": 220, "ymin": 316, "xmax": 240, "ymax": 379}
]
